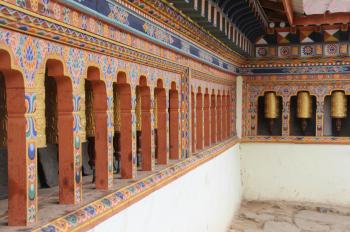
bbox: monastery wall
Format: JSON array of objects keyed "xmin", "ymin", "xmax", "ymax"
[
  {"xmin": 90, "ymin": 144, "xmax": 242, "ymax": 232},
  {"xmin": 240, "ymin": 143, "xmax": 350, "ymax": 206}
]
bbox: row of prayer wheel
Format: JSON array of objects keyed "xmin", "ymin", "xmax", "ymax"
[{"xmin": 264, "ymin": 91, "xmax": 347, "ymax": 133}]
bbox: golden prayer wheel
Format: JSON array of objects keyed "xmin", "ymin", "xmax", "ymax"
[
  {"xmin": 297, "ymin": 91, "xmax": 312, "ymax": 119},
  {"xmin": 264, "ymin": 92, "xmax": 279, "ymax": 119},
  {"xmin": 331, "ymin": 91, "xmax": 347, "ymax": 119},
  {"xmin": 264, "ymin": 92, "xmax": 279, "ymax": 135},
  {"xmin": 331, "ymin": 91, "xmax": 347, "ymax": 134}
]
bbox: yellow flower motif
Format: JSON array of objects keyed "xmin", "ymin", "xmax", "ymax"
[
  {"xmin": 30, "ymin": 0, "xmax": 38, "ymax": 11},
  {"xmin": 72, "ymin": 11, "xmax": 79, "ymax": 26}
]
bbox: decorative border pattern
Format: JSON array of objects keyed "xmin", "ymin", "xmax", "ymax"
[
  {"xmin": 239, "ymin": 64, "xmax": 350, "ymax": 75},
  {"xmin": 34, "ymin": 138, "xmax": 238, "ymax": 232},
  {"xmin": 242, "ymin": 136, "xmax": 350, "ymax": 144},
  {"xmin": 255, "ymin": 42, "xmax": 349, "ymax": 59},
  {"xmin": 2, "ymin": 0, "xmax": 238, "ymax": 73}
]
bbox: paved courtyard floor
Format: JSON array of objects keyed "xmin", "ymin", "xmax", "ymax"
[{"xmin": 229, "ymin": 201, "xmax": 350, "ymax": 232}]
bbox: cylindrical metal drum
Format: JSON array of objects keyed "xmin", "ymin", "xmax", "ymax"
[
  {"xmin": 297, "ymin": 91, "xmax": 312, "ymax": 119},
  {"xmin": 331, "ymin": 91, "xmax": 347, "ymax": 119},
  {"xmin": 264, "ymin": 92, "xmax": 279, "ymax": 119}
]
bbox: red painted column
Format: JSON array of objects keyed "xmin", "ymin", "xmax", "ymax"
[
  {"xmin": 54, "ymin": 77, "xmax": 76, "ymax": 204},
  {"xmin": 191, "ymin": 91, "xmax": 195, "ymax": 153},
  {"xmin": 91, "ymin": 81, "xmax": 109, "ymax": 189},
  {"xmin": 118, "ymin": 84, "xmax": 134, "ymax": 179},
  {"xmin": 169, "ymin": 88, "xmax": 179, "ymax": 159},
  {"xmin": 196, "ymin": 91, "xmax": 203, "ymax": 150},
  {"xmin": 217, "ymin": 94, "xmax": 222, "ymax": 142},
  {"xmin": 4, "ymin": 70, "xmax": 28, "ymax": 225},
  {"xmin": 155, "ymin": 87, "xmax": 167, "ymax": 164},
  {"xmin": 222, "ymin": 94, "xmax": 227, "ymax": 140},
  {"xmin": 211, "ymin": 93, "xmax": 216, "ymax": 144},
  {"xmin": 204, "ymin": 92, "xmax": 210, "ymax": 147},
  {"xmin": 227, "ymin": 95, "xmax": 231, "ymax": 138},
  {"xmin": 140, "ymin": 86, "xmax": 152, "ymax": 171}
]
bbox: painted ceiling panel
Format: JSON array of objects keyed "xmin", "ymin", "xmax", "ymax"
[{"xmin": 302, "ymin": 0, "xmax": 350, "ymax": 15}]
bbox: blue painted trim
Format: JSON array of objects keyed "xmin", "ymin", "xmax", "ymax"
[{"xmin": 58, "ymin": 0, "xmax": 239, "ymax": 73}]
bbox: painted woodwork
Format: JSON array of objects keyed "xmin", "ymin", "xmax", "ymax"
[
  {"xmin": 0, "ymin": 72, "xmax": 6, "ymax": 148},
  {"xmin": 243, "ymin": 74, "xmax": 350, "ymax": 143},
  {"xmin": 0, "ymin": 0, "xmax": 236, "ymax": 227}
]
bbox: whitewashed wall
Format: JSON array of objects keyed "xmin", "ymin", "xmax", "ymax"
[
  {"xmin": 241, "ymin": 143, "xmax": 350, "ymax": 206},
  {"xmin": 90, "ymin": 144, "xmax": 242, "ymax": 232}
]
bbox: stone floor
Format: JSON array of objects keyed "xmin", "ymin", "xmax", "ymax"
[{"xmin": 229, "ymin": 201, "xmax": 350, "ymax": 232}]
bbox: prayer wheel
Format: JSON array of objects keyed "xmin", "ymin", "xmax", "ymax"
[
  {"xmin": 331, "ymin": 91, "xmax": 347, "ymax": 133},
  {"xmin": 297, "ymin": 91, "xmax": 312, "ymax": 133},
  {"xmin": 297, "ymin": 91, "xmax": 312, "ymax": 119},
  {"xmin": 264, "ymin": 92, "xmax": 279, "ymax": 134},
  {"xmin": 264, "ymin": 92, "xmax": 279, "ymax": 119}
]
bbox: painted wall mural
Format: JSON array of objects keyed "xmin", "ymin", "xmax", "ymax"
[{"xmin": 2, "ymin": 0, "xmax": 239, "ymax": 73}]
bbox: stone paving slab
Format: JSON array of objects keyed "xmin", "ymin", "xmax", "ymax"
[{"xmin": 229, "ymin": 201, "xmax": 350, "ymax": 232}]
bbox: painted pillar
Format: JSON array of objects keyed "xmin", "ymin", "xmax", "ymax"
[
  {"xmin": 149, "ymin": 88, "xmax": 155, "ymax": 170},
  {"xmin": 282, "ymin": 97, "xmax": 289, "ymax": 136},
  {"xmin": 222, "ymin": 94, "xmax": 227, "ymax": 139},
  {"xmin": 196, "ymin": 90, "xmax": 203, "ymax": 150},
  {"xmin": 204, "ymin": 92, "xmax": 210, "ymax": 147},
  {"xmin": 140, "ymin": 86, "xmax": 153, "ymax": 171},
  {"xmin": 211, "ymin": 92, "xmax": 216, "ymax": 144},
  {"xmin": 180, "ymin": 69, "xmax": 190, "ymax": 159},
  {"xmin": 119, "ymin": 84, "xmax": 136, "ymax": 179},
  {"xmin": 316, "ymin": 97, "xmax": 324, "ymax": 136},
  {"xmin": 217, "ymin": 94, "xmax": 222, "ymax": 141},
  {"xmin": 5, "ymin": 69, "xmax": 36, "ymax": 226},
  {"xmin": 169, "ymin": 87, "xmax": 180, "ymax": 159},
  {"xmin": 191, "ymin": 90, "xmax": 196, "ymax": 153},
  {"xmin": 155, "ymin": 87, "xmax": 167, "ymax": 164},
  {"xmin": 91, "ymin": 81, "xmax": 109, "ymax": 189}
]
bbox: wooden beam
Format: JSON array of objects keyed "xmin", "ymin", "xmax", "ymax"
[
  {"xmin": 260, "ymin": 0, "xmax": 285, "ymax": 13},
  {"xmin": 294, "ymin": 12, "xmax": 350, "ymax": 26},
  {"xmin": 263, "ymin": 9, "xmax": 288, "ymax": 22},
  {"xmin": 282, "ymin": 0, "xmax": 294, "ymax": 25}
]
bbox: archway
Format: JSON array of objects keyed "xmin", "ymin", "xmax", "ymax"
[
  {"xmin": 204, "ymin": 89, "xmax": 210, "ymax": 147},
  {"xmin": 211, "ymin": 90, "xmax": 216, "ymax": 144},
  {"xmin": 86, "ymin": 67, "xmax": 108, "ymax": 189},
  {"xmin": 196, "ymin": 87, "xmax": 203, "ymax": 150},
  {"xmin": 154, "ymin": 79, "xmax": 167, "ymax": 164},
  {"xmin": 136, "ymin": 76, "xmax": 152, "ymax": 171},
  {"xmin": 45, "ymin": 59, "xmax": 75, "ymax": 204},
  {"xmin": 114, "ymin": 72, "xmax": 133, "ymax": 179},
  {"xmin": 0, "ymin": 50, "xmax": 27, "ymax": 225},
  {"xmin": 169, "ymin": 82, "xmax": 179, "ymax": 159},
  {"xmin": 217, "ymin": 92, "xmax": 222, "ymax": 142},
  {"xmin": 0, "ymin": 72, "xmax": 7, "ymax": 201},
  {"xmin": 227, "ymin": 94, "xmax": 231, "ymax": 138},
  {"xmin": 222, "ymin": 92, "xmax": 227, "ymax": 140}
]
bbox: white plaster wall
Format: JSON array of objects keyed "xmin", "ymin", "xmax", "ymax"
[
  {"xmin": 241, "ymin": 143, "xmax": 350, "ymax": 206},
  {"xmin": 90, "ymin": 144, "xmax": 242, "ymax": 232}
]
